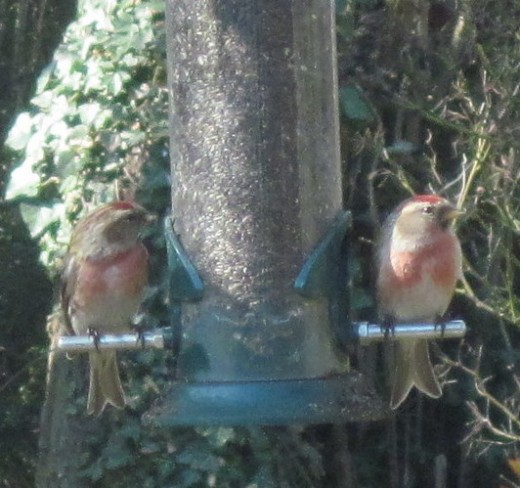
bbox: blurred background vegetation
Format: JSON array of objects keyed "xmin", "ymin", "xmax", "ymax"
[{"xmin": 1, "ymin": 0, "xmax": 520, "ymax": 486}]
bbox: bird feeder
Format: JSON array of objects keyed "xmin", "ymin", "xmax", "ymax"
[
  {"xmin": 144, "ymin": 0, "xmax": 384, "ymax": 425},
  {"xmin": 57, "ymin": 0, "xmax": 466, "ymax": 425}
]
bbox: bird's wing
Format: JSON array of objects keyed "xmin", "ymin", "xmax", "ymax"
[{"xmin": 60, "ymin": 255, "xmax": 78, "ymax": 336}]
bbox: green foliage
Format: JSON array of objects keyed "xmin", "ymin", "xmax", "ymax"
[
  {"xmin": 339, "ymin": 84, "xmax": 377, "ymax": 127},
  {"xmin": 6, "ymin": 0, "xmax": 169, "ymax": 268}
]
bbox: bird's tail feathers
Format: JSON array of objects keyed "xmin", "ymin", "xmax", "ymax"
[
  {"xmin": 412, "ymin": 340, "xmax": 442, "ymax": 398},
  {"xmin": 87, "ymin": 350, "xmax": 125, "ymax": 416},
  {"xmin": 390, "ymin": 339, "xmax": 442, "ymax": 410}
]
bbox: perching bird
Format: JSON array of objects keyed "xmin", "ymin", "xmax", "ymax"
[
  {"xmin": 376, "ymin": 194, "xmax": 462, "ymax": 409},
  {"xmin": 61, "ymin": 201, "xmax": 152, "ymax": 415}
]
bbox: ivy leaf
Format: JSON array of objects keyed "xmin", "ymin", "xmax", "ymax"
[
  {"xmin": 6, "ymin": 112, "xmax": 33, "ymax": 151},
  {"xmin": 32, "ymin": 91, "xmax": 56, "ymax": 110},
  {"xmin": 339, "ymin": 84, "xmax": 377, "ymax": 125},
  {"xmin": 5, "ymin": 159, "xmax": 40, "ymax": 199},
  {"xmin": 19, "ymin": 203, "xmax": 65, "ymax": 238}
]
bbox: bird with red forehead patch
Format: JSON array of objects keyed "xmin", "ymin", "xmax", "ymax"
[
  {"xmin": 61, "ymin": 201, "xmax": 154, "ymax": 415},
  {"xmin": 376, "ymin": 194, "xmax": 463, "ymax": 409}
]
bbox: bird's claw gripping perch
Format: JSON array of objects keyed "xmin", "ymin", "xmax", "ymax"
[
  {"xmin": 434, "ymin": 314, "xmax": 447, "ymax": 338},
  {"xmin": 134, "ymin": 325, "xmax": 146, "ymax": 348},
  {"xmin": 380, "ymin": 315, "xmax": 396, "ymax": 338},
  {"xmin": 87, "ymin": 327, "xmax": 101, "ymax": 351}
]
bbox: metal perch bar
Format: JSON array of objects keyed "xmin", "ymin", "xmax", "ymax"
[
  {"xmin": 356, "ymin": 320, "xmax": 466, "ymax": 345},
  {"xmin": 56, "ymin": 321, "xmax": 467, "ymax": 352},
  {"xmin": 56, "ymin": 330, "xmax": 167, "ymax": 352}
]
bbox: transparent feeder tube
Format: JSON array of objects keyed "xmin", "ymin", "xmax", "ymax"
[{"xmin": 166, "ymin": 0, "xmax": 345, "ymax": 383}]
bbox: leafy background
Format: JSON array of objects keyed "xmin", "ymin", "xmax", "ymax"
[{"xmin": 2, "ymin": 0, "xmax": 520, "ymax": 486}]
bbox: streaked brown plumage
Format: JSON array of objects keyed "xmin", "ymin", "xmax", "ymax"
[{"xmin": 61, "ymin": 201, "xmax": 151, "ymax": 415}]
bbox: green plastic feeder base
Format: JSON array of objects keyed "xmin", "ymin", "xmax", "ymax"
[{"xmin": 142, "ymin": 373, "xmax": 388, "ymax": 426}]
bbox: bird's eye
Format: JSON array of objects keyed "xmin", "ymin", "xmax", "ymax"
[
  {"xmin": 422, "ymin": 205, "xmax": 435, "ymax": 215},
  {"xmin": 125, "ymin": 213, "xmax": 140, "ymax": 222}
]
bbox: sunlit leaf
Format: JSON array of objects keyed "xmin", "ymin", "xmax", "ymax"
[
  {"xmin": 6, "ymin": 112, "xmax": 33, "ymax": 151},
  {"xmin": 5, "ymin": 160, "xmax": 40, "ymax": 199},
  {"xmin": 19, "ymin": 203, "xmax": 65, "ymax": 238}
]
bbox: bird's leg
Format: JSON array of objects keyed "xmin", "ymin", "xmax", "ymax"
[
  {"xmin": 434, "ymin": 313, "xmax": 448, "ymax": 338},
  {"xmin": 134, "ymin": 324, "xmax": 146, "ymax": 348},
  {"xmin": 87, "ymin": 327, "xmax": 101, "ymax": 351},
  {"xmin": 381, "ymin": 314, "xmax": 396, "ymax": 338}
]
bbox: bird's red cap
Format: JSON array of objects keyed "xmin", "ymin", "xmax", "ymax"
[
  {"xmin": 108, "ymin": 201, "xmax": 138, "ymax": 211},
  {"xmin": 409, "ymin": 194, "xmax": 445, "ymax": 204}
]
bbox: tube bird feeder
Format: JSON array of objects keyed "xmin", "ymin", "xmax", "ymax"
[{"xmin": 142, "ymin": 0, "xmax": 386, "ymax": 425}]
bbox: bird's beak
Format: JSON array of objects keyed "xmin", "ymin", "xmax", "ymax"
[
  {"xmin": 138, "ymin": 213, "xmax": 157, "ymax": 239},
  {"xmin": 441, "ymin": 206, "xmax": 464, "ymax": 225},
  {"xmin": 144, "ymin": 213, "xmax": 157, "ymax": 224}
]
